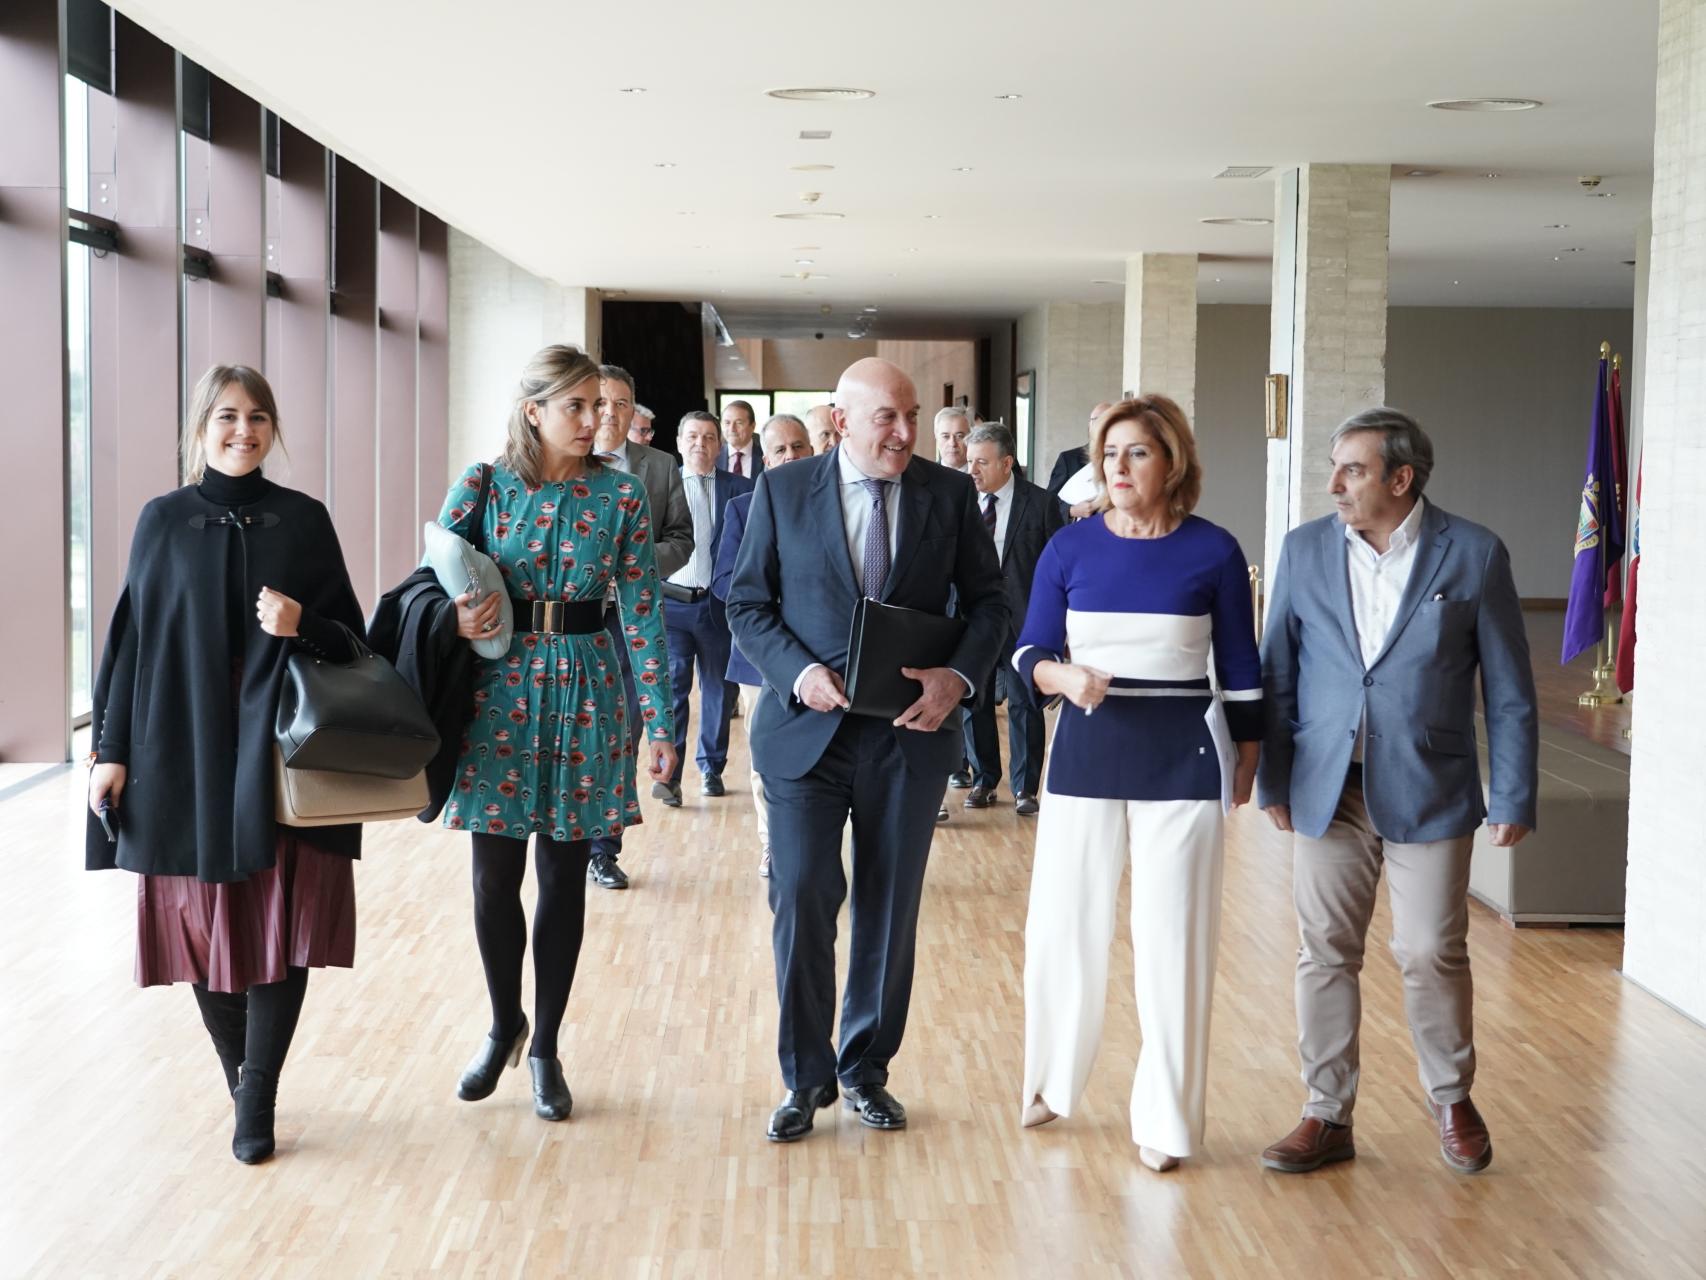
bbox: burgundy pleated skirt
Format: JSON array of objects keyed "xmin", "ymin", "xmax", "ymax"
[{"xmin": 135, "ymin": 832, "xmax": 357, "ymax": 993}]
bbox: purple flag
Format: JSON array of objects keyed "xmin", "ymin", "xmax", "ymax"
[{"xmin": 1561, "ymin": 358, "xmax": 1611, "ymax": 664}]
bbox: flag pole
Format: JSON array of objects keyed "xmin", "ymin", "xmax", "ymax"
[{"xmin": 1578, "ymin": 342, "xmax": 1624, "ymax": 707}]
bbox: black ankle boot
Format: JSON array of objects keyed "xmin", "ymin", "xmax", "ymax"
[
  {"xmin": 232, "ymin": 1068, "xmax": 278, "ymax": 1164},
  {"xmin": 457, "ymin": 1015, "xmax": 529, "ymax": 1102},
  {"xmin": 529, "ymin": 1056, "xmax": 573, "ymax": 1121}
]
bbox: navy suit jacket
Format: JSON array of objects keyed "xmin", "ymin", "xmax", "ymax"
[
  {"xmin": 711, "ymin": 490, "xmax": 763, "ymax": 685},
  {"xmin": 1256, "ymin": 503, "xmax": 1539, "ymax": 843},
  {"xmin": 991, "ymin": 477, "xmax": 1067, "ymax": 654},
  {"xmin": 1046, "ymin": 445, "xmax": 1088, "ymax": 497},
  {"xmin": 726, "ymin": 448, "xmax": 1010, "ymax": 781},
  {"xmin": 670, "ymin": 467, "xmax": 751, "ymax": 625},
  {"xmin": 715, "ymin": 441, "xmax": 763, "ymax": 481}
]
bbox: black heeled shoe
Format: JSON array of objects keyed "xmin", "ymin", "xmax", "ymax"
[
  {"xmin": 529, "ymin": 1056, "xmax": 573, "ymax": 1121},
  {"xmin": 232, "ymin": 1068, "xmax": 277, "ymax": 1165},
  {"xmin": 457, "ymin": 1015, "xmax": 529, "ymax": 1101}
]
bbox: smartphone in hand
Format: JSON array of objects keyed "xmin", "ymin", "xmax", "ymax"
[{"xmin": 97, "ymin": 802, "xmax": 118, "ymax": 843}]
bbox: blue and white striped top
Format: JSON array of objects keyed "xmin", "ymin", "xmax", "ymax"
[{"xmin": 1013, "ymin": 514, "xmax": 1263, "ymax": 801}]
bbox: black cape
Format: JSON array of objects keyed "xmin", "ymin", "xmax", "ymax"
[{"xmin": 86, "ymin": 472, "xmax": 366, "ymax": 882}]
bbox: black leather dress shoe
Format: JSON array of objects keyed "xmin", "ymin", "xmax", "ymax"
[
  {"xmin": 1015, "ymin": 794, "xmax": 1039, "ymax": 817},
  {"xmin": 702, "ymin": 773, "xmax": 726, "ymax": 797},
  {"xmin": 842, "ymin": 1083, "xmax": 907, "ymax": 1130},
  {"xmin": 457, "ymin": 1016, "xmax": 529, "ymax": 1101},
  {"xmin": 587, "ymin": 853, "xmax": 629, "ymax": 889},
  {"xmin": 767, "ymin": 1082, "xmax": 839, "ymax": 1142},
  {"xmin": 936, "ymin": 802, "xmax": 950, "ymax": 823},
  {"xmin": 651, "ymin": 779, "xmax": 683, "ymax": 807},
  {"xmin": 948, "ymin": 769, "xmax": 974, "ymax": 789},
  {"xmin": 964, "ymin": 785, "xmax": 995, "ymax": 809},
  {"xmin": 529, "ymin": 1056, "xmax": 573, "ymax": 1121}
]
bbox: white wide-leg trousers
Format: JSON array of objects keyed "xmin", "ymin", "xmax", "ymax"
[{"xmin": 1021, "ymin": 787, "xmax": 1225, "ymax": 1156}]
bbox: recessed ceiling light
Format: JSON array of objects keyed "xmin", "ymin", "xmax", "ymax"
[
  {"xmin": 799, "ymin": 130, "xmax": 832, "ymax": 141},
  {"xmin": 1483, "ymin": 172, "xmax": 1501, "ymax": 179},
  {"xmin": 1543, "ymin": 223, "xmax": 1570, "ymax": 229},
  {"xmin": 1559, "ymin": 246, "xmax": 1586, "ymax": 253},
  {"xmin": 1452, "ymin": 280, "xmax": 1460, "ymax": 285},
  {"xmin": 676, "ymin": 210, "xmax": 695, "ymax": 215},
  {"xmin": 653, "ymin": 162, "xmax": 676, "ymax": 169},
  {"xmin": 995, "ymin": 93, "xmax": 1023, "ymax": 100},
  {"xmin": 903, "ymin": 247, "xmax": 919, "ymax": 253},
  {"xmin": 924, "ymin": 214, "xmax": 942, "ymax": 219},
  {"xmin": 1585, "ymin": 190, "xmax": 1616, "ymax": 198},
  {"xmin": 1200, "ymin": 216, "xmax": 1272, "ymax": 226},
  {"xmin": 863, "ymin": 306, "xmax": 879, "ymax": 312},
  {"xmin": 1404, "ymin": 168, "xmax": 1441, "ymax": 178},
  {"xmin": 774, "ymin": 211, "xmax": 844, "ymax": 220},
  {"xmin": 1427, "ymin": 97, "xmax": 1542, "ymax": 112},
  {"xmin": 1213, "ymin": 277, "xmax": 1223, "ymax": 283},
  {"xmin": 952, "ymin": 166, "xmax": 974, "ymax": 173},
  {"xmin": 780, "ymin": 273, "xmax": 831, "ymax": 279},
  {"xmin": 619, "ymin": 87, "xmax": 647, "ymax": 94},
  {"xmin": 794, "ymin": 258, "xmax": 815, "ymax": 265},
  {"xmin": 790, "ymin": 164, "xmax": 835, "ymax": 172},
  {"xmin": 767, "ymin": 87, "xmax": 875, "ymax": 101}
]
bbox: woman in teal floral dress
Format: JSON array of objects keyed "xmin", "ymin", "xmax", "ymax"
[{"xmin": 438, "ymin": 344, "xmax": 675, "ymax": 1123}]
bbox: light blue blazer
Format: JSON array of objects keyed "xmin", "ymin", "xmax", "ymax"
[{"xmin": 1255, "ymin": 502, "xmax": 1539, "ymax": 842}]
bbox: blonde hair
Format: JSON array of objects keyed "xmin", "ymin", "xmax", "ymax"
[
  {"xmin": 502, "ymin": 344, "xmax": 603, "ymax": 487},
  {"xmin": 1090, "ymin": 394, "xmax": 1203, "ymax": 518},
  {"xmin": 181, "ymin": 364, "xmax": 283, "ymax": 484}
]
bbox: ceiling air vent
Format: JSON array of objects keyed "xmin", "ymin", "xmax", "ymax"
[
  {"xmin": 1215, "ymin": 166, "xmax": 1272, "ymax": 179},
  {"xmin": 799, "ymin": 130, "xmax": 832, "ymax": 141}
]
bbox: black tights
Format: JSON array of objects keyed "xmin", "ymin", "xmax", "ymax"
[
  {"xmin": 190, "ymin": 967, "xmax": 309, "ymax": 1095},
  {"xmin": 470, "ymin": 832, "xmax": 591, "ymax": 1060}
]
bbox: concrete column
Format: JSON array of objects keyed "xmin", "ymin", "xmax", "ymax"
[
  {"xmin": 1264, "ymin": 163, "xmax": 1390, "ymax": 582},
  {"xmin": 1121, "ymin": 253, "xmax": 1198, "ymax": 420},
  {"xmin": 1623, "ymin": 0, "xmax": 1706, "ymax": 1025}
]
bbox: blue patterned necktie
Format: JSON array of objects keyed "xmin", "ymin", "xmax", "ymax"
[{"xmin": 860, "ymin": 478, "xmax": 890, "ymax": 599}]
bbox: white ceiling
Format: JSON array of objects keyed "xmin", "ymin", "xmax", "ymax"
[{"xmin": 111, "ymin": 0, "xmax": 1659, "ymax": 339}]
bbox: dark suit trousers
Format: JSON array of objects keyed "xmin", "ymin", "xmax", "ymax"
[
  {"xmin": 764, "ymin": 714, "xmax": 945, "ymax": 1090},
  {"xmin": 589, "ymin": 605, "xmax": 640, "ymax": 863},
  {"xmin": 663, "ymin": 596, "xmax": 733, "ymax": 782},
  {"xmin": 963, "ymin": 661, "xmax": 1044, "ymax": 796}
]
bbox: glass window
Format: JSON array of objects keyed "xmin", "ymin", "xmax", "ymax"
[
  {"xmin": 772, "ymin": 389, "xmax": 831, "ymax": 419},
  {"xmin": 717, "ymin": 391, "xmax": 772, "ymax": 422},
  {"xmin": 65, "ymin": 75, "xmax": 89, "ymax": 213},
  {"xmin": 67, "ymin": 242, "xmax": 94, "ymax": 720}
]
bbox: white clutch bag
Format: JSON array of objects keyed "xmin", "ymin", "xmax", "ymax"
[
  {"xmin": 275, "ymin": 747, "xmax": 428, "ymax": 826},
  {"xmin": 422, "ymin": 521, "xmax": 512, "ymax": 659}
]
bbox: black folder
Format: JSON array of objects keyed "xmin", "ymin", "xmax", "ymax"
[{"xmin": 843, "ymin": 596, "xmax": 968, "ymax": 719}]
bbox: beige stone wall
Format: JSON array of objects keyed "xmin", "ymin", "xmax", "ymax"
[
  {"xmin": 1124, "ymin": 253, "xmax": 1198, "ymax": 420},
  {"xmin": 1623, "ymin": 0, "xmax": 1706, "ymax": 1025}
]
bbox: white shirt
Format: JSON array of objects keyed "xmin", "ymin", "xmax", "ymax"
[
  {"xmin": 601, "ymin": 442, "xmax": 631, "ymax": 473},
  {"xmin": 979, "ymin": 474, "xmax": 1017, "ymax": 565},
  {"xmin": 725, "ymin": 439, "xmax": 758, "ymax": 478},
  {"xmin": 1345, "ymin": 497, "xmax": 1427, "ymax": 758},
  {"xmin": 668, "ymin": 467, "xmax": 717, "ymax": 590}
]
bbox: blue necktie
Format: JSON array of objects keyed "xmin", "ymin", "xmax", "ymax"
[{"xmin": 860, "ymin": 478, "xmax": 890, "ymax": 599}]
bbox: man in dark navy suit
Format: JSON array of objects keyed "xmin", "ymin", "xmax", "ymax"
[
  {"xmin": 728, "ymin": 358, "xmax": 1009, "ymax": 1142},
  {"xmin": 961, "ymin": 423, "xmax": 1066, "ymax": 816},
  {"xmin": 716, "ymin": 399, "xmax": 763, "ymax": 481},
  {"xmin": 657, "ymin": 411, "xmax": 752, "ymax": 805}
]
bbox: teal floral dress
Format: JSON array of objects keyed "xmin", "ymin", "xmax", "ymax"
[{"xmin": 436, "ymin": 460, "xmax": 673, "ymax": 842}]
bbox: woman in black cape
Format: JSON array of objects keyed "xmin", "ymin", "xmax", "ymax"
[{"xmin": 86, "ymin": 365, "xmax": 366, "ymax": 1164}]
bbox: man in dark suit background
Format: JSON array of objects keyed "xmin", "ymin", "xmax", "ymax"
[
  {"xmin": 1046, "ymin": 399, "xmax": 1114, "ymax": 519},
  {"xmin": 961, "ymin": 423, "xmax": 1066, "ymax": 816},
  {"xmin": 657, "ymin": 411, "xmax": 752, "ymax": 805},
  {"xmin": 717, "ymin": 399, "xmax": 763, "ymax": 480},
  {"xmin": 728, "ymin": 358, "xmax": 1009, "ymax": 1142},
  {"xmin": 587, "ymin": 365, "xmax": 695, "ymax": 890}
]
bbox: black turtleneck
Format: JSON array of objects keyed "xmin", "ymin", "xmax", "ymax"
[{"xmin": 197, "ymin": 464, "xmax": 273, "ymax": 508}]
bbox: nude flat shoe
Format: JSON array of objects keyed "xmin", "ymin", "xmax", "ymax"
[
  {"xmin": 1139, "ymin": 1146, "xmax": 1181, "ymax": 1172},
  {"xmin": 1021, "ymin": 1098, "xmax": 1059, "ymax": 1128}
]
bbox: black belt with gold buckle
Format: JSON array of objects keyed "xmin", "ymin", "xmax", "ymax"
[
  {"xmin": 661, "ymin": 583, "xmax": 709, "ymax": 604},
  {"xmin": 513, "ymin": 597, "xmax": 605, "ymax": 635}
]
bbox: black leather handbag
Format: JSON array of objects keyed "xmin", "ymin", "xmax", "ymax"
[{"xmin": 276, "ymin": 621, "xmax": 440, "ymax": 778}]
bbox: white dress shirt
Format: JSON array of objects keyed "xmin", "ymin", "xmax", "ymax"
[
  {"xmin": 980, "ymin": 474, "xmax": 1017, "ymax": 566},
  {"xmin": 668, "ymin": 467, "xmax": 717, "ymax": 589},
  {"xmin": 601, "ymin": 442, "xmax": 631, "ymax": 473},
  {"xmin": 1346, "ymin": 497, "xmax": 1427, "ymax": 758}
]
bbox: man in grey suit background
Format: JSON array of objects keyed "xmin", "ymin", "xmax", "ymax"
[
  {"xmin": 1256, "ymin": 408, "xmax": 1538, "ymax": 1176},
  {"xmin": 586, "ymin": 365, "xmax": 695, "ymax": 890}
]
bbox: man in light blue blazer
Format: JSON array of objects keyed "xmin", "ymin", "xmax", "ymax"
[{"xmin": 1256, "ymin": 408, "xmax": 1538, "ymax": 1178}]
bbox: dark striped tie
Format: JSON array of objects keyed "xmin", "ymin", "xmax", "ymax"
[
  {"xmin": 983, "ymin": 492, "xmax": 998, "ymax": 541},
  {"xmin": 860, "ymin": 478, "xmax": 890, "ymax": 599}
]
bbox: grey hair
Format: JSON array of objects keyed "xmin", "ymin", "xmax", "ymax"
[
  {"xmin": 933, "ymin": 406, "xmax": 972, "ymax": 431},
  {"xmin": 633, "ymin": 403, "xmax": 654, "ymax": 420},
  {"xmin": 762, "ymin": 412, "xmax": 805, "ymax": 437},
  {"xmin": 966, "ymin": 422, "xmax": 1016, "ymax": 458},
  {"xmin": 1331, "ymin": 407, "xmax": 1434, "ymax": 495}
]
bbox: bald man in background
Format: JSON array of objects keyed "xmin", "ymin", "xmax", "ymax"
[
  {"xmin": 728, "ymin": 358, "xmax": 1008, "ymax": 1142},
  {"xmin": 805, "ymin": 404, "xmax": 837, "ymax": 456}
]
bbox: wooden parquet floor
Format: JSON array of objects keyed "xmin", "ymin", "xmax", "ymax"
[{"xmin": 3, "ymin": 677, "xmax": 1702, "ymax": 1277}]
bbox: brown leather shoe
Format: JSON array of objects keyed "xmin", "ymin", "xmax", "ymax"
[
  {"xmin": 1260, "ymin": 1117, "xmax": 1356, "ymax": 1173},
  {"xmin": 1427, "ymin": 1097, "xmax": 1492, "ymax": 1173}
]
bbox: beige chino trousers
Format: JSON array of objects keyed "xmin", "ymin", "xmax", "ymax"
[{"xmin": 1292, "ymin": 771, "xmax": 1476, "ymax": 1124}]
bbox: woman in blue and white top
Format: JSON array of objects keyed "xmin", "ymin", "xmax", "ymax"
[{"xmin": 1014, "ymin": 394, "xmax": 1262, "ymax": 1172}]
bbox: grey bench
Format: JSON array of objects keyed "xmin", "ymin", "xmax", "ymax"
[{"xmin": 1469, "ymin": 718, "xmax": 1629, "ymax": 926}]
